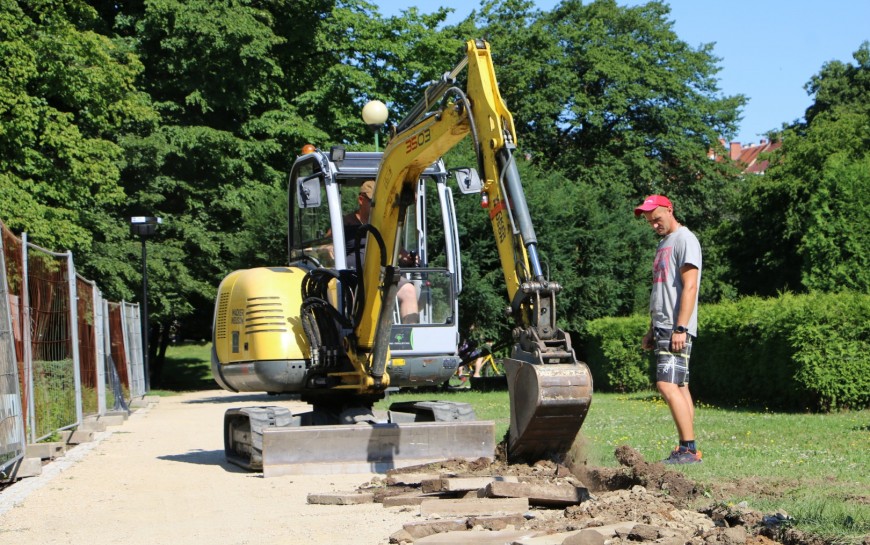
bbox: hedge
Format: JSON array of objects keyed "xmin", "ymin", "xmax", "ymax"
[{"xmin": 579, "ymin": 292, "xmax": 870, "ymax": 411}]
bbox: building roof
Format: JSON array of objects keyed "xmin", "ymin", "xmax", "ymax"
[{"xmin": 711, "ymin": 139, "xmax": 782, "ymax": 174}]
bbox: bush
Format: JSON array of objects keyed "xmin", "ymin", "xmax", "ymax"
[
  {"xmin": 582, "ymin": 314, "xmax": 651, "ymax": 393},
  {"xmin": 580, "ymin": 292, "xmax": 870, "ymax": 410}
]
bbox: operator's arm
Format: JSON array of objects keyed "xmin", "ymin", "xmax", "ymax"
[{"xmin": 670, "ymin": 264, "xmax": 699, "ymax": 351}]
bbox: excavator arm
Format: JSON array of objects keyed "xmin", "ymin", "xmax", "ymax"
[{"xmin": 348, "ymin": 39, "xmax": 593, "ymax": 462}]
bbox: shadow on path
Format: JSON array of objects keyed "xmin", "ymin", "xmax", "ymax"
[{"xmin": 158, "ymin": 449, "xmax": 258, "ymax": 475}]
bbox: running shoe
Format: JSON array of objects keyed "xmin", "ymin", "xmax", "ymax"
[{"xmin": 663, "ymin": 446, "xmax": 702, "ymax": 464}]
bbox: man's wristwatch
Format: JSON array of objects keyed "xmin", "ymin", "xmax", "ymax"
[{"xmin": 674, "ymin": 325, "xmax": 688, "ymax": 334}]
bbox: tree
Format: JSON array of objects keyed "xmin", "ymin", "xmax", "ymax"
[
  {"xmin": 474, "ymin": 0, "xmax": 745, "ymax": 311},
  {"xmin": 731, "ymin": 42, "xmax": 870, "ymax": 295},
  {"xmin": 0, "ymin": 0, "xmax": 156, "ymax": 260}
]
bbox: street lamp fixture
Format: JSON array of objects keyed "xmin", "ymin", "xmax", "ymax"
[
  {"xmin": 129, "ymin": 216, "xmax": 162, "ymax": 393},
  {"xmin": 361, "ymin": 99, "xmax": 389, "ymax": 152}
]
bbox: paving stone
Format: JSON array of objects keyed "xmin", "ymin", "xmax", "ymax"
[
  {"xmin": 306, "ymin": 491, "xmax": 375, "ymax": 505},
  {"xmin": 467, "ymin": 513, "xmax": 525, "ymax": 531},
  {"xmin": 382, "ymin": 493, "xmax": 431, "ymax": 507},
  {"xmin": 562, "ymin": 529, "xmax": 607, "ymax": 545},
  {"xmin": 386, "ymin": 473, "xmax": 442, "ymax": 486},
  {"xmin": 422, "ymin": 475, "xmax": 519, "ymax": 494},
  {"xmin": 414, "ymin": 529, "xmax": 540, "ymax": 544},
  {"xmin": 486, "ymin": 480, "xmax": 590, "ymax": 507},
  {"xmin": 390, "ymin": 528, "xmax": 414, "ymax": 544},
  {"xmin": 403, "ymin": 518, "xmax": 467, "ymax": 538},
  {"xmin": 420, "ymin": 497, "xmax": 529, "ymax": 518}
]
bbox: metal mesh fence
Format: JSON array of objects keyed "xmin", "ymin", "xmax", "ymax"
[
  {"xmin": 26, "ymin": 242, "xmax": 81, "ymax": 442},
  {"xmin": 107, "ymin": 302, "xmax": 132, "ymax": 403},
  {"xmin": 1, "ymin": 223, "xmax": 27, "ymax": 436},
  {"xmin": 123, "ymin": 302, "xmax": 145, "ymax": 399},
  {"xmin": 76, "ymin": 275, "xmax": 99, "ymax": 416},
  {"xmin": 0, "ymin": 218, "xmax": 143, "ymax": 457},
  {"xmin": 0, "ymin": 224, "xmax": 25, "ymax": 475}
]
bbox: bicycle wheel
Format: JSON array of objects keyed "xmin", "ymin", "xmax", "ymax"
[{"xmin": 481, "ymin": 355, "xmax": 504, "ymax": 377}]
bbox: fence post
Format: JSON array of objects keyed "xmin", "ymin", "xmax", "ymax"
[
  {"xmin": 67, "ymin": 252, "xmax": 83, "ymax": 425},
  {"xmin": 21, "ymin": 233, "xmax": 34, "ymax": 445},
  {"xmin": 93, "ymin": 286, "xmax": 106, "ymax": 416}
]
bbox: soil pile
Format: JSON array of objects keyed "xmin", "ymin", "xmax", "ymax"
[{"xmin": 356, "ymin": 445, "xmax": 796, "ymax": 545}]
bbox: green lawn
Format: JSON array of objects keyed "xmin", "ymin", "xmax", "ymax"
[{"xmin": 165, "ymin": 342, "xmax": 870, "ymax": 544}]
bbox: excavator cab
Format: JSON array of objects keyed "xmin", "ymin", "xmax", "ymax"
[
  {"xmin": 212, "ymin": 147, "xmax": 466, "ymax": 396},
  {"xmin": 286, "ymin": 147, "xmax": 464, "ymax": 390}
]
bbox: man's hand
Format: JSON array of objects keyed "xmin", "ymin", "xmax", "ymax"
[
  {"xmin": 641, "ymin": 330, "xmax": 655, "ymax": 351},
  {"xmin": 670, "ymin": 331, "xmax": 688, "ymax": 352},
  {"xmin": 398, "ymin": 250, "xmax": 418, "ymax": 268}
]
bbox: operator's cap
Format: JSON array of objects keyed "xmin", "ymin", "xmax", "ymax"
[
  {"xmin": 360, "ymin": 180, "xmax": 375, "ymax": 200},
  {"xmin": 634, "ymin": 194, "xmax": 673, "ymax": 217}
]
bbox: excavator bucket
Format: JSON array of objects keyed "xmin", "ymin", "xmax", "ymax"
[{"xmin": 503, "ymin": 358, "xmax": 593, "ymax": 462}]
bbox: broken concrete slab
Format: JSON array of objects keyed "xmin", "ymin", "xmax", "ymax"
[
  {"xmin": 382, "ymin": 494, "xmax": 428, "ymax": 507},
  {"xmin": 306, "ymin": 491, "xmax": 375, "ymax": 505},
  {"xmin": 414, "ymin": 529, "xmax": 539, "ymax": 544},
  {"xmin": 562, "ymin": 529, "xmax": 607, "ymax": 545},
  {"xmin": 386, "ymin": 472, "xmax": 442, "ymax": 486},
  {"xmin": 510, "ymin": 521, "xmax": 640, "ymax": 545},
  {"xmin": 402, "ymin": 518, "xmax": 467, "ymax": 539},
  {"xmin": 466, "ymin": 513, "xmax": 525, "ymax": 531},
  {"xmin": 420, "ymin": 497, "xmax": 529, "ymax": 518},
  {"xmin": 422, "ymin": 475, "xmax": 519, "ymax": 494},
  {"xmin": 486, "ymin": 480, "xmax": 590, "ymax": 507}
]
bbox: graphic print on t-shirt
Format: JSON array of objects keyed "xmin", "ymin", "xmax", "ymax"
[{"xmin": 652, "ymin": 246, "xmax": 672, "ymax": 284}]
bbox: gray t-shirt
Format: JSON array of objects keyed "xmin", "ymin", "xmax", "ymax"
[{"xmin": 649, "ymin": 226, "xmax": 702, "ymax": 336}]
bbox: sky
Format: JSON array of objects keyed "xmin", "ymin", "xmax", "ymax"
[{"xmin": 373, "ymin": 0, "xmax": 870, "ymax": 146}]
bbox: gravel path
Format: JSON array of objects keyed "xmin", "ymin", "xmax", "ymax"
[{"xmin": 0, "ymin": 390, "xmax": 410, "ymax": 545}]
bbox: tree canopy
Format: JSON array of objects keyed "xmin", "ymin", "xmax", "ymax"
[{"xmin": 2, "ymin": 0, "xmax": 866, "ymax": 383}]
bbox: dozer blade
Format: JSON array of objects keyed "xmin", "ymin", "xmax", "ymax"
[
  {"xmin": 261, "ymin": 421, "xmax": 496, "ymax": 476},
  {"xmin": 503, "ymin": 358, "xmax": 593, "ymax": 463}
]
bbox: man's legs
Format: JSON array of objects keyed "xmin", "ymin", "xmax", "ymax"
[
  {"xmin": 398, "ymin": 282, "xmax": 419, "ymax": 324},
  {"xmin": 655, "ymin": 328, "xmax": 700, "ymax": 463},
  {"xmin": 656, "ymin": 381, "xmax": 694, "ymax": 441},
  {"xmin": 472, "ymin": 356, "xmax": 484, "ymax": 377}
]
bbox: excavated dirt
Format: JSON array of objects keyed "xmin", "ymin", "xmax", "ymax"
[{"xmin": 361, "ymin": 444, "xmax": 809, "ymax": 545}]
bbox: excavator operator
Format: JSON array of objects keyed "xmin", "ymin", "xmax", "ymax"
[{"xmin": 345, "ymin": 180, "xmax": 420, "ymax": 324}]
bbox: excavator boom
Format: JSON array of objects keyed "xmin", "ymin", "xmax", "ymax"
[{"xmin": 355, "ymin": 39, "xmax": 593, "ymax": 462}]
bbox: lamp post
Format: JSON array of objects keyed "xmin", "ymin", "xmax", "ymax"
[
  {"xmin": 361, "ymin": 99, "xmax": 389, "ymax": 152},
  {"xmin": 129, "ymin": 216, "xmax": 161, "ymax": 393}
]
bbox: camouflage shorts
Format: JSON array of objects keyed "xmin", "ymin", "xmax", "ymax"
[{"xmin": 654, "ymin": 328, "xmax": 693, "ymax": 386}]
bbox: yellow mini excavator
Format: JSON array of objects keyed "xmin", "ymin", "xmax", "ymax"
[{"xmin": 211, "ymin": 39, "xmax": 593, "ymax": 475}]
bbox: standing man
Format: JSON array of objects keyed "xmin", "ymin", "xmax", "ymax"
[{"xmin": 635, "ymin": 195, "xmax": 703, "ymax": 464}]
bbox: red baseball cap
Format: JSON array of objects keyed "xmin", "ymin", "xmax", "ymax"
[{"xmin": 634, "ymin": 195, "xmax": 673, "ymax": 217}]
